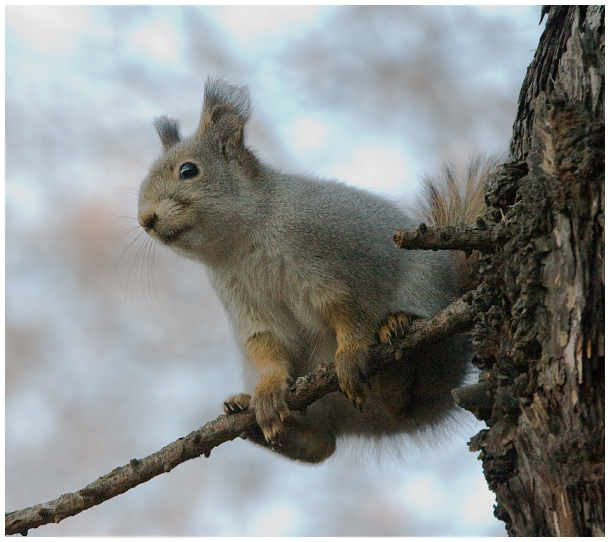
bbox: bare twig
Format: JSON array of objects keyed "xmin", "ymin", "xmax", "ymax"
[
  {"xmin": 394, "ymin": 222, "xmax": 505, "ymax": 253},
  {"xmin": 451, "ymin": 380, "xmax": 494, "ymax": 411},
  {"xmin": 6, "ymin": 295, "xmax": 476, "ymax": 536}
]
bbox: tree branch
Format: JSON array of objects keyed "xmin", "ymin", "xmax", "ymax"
[
  {"xmin": 451, "ymin": 380, "xmax": 494, "ymax": 411},
  {"xmin": 6, "ymin": 295, "xmax": 476, "ymax": 536},
  {"xmin": 394, "ymin": 222, "xmax": 506, "ymax": 253}
]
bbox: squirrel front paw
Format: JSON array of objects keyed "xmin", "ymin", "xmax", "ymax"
[
  {"xmin": 249, "ymin": 376, "xmax": 291, "ymax": 446},
  {"xmin": 334, "ymin": 343, "xmax": 371, "ymax": 410},
  {"xmin": 224, "ymin": 381, "xmax": 291, "ymax": 445},
  {"xmin": 378, "ymin": 312, "xmax": 413, "ymax": 345}
]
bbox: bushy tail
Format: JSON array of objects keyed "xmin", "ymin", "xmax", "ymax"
[
  {"xmin": 412, "ymin": 153, "xmax": 502, "ymax": 227},
  {"xmin": 411, "ymin": 153, "xmax": 503, "ymax": 293}
]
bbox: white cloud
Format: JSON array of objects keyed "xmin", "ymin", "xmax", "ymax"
[
  {"xmin": 6, "ymin": 180, "xmax": 44, "ymax": 226},
  {"xmin": 128, "ymin": 18, "xmax": 179, "ymax": 64},
  {"xmin": 400, "ymin": 474, "xmax": 447, "ymax": 516},
  {"xmin": 250, "ymin": 502, "xmax": 300, "ymax": 536},
  {"xmin": 328, "ymin": 144, "xmax": 414, "ymax": 197},
  {"xmin": 458, "ymin": 473, "xmax": 498, "ymax": 524},
  {"xmin": 7, "ymin": 6, "xmax": 91, "ymax": 54},
  {"xmin": 6, "ymin": 390, "xmax": 58, "ymax": 447},
  {"xmin": 290, "ymin": 117, "xmax": 330, "ymax": 152},
  {"xmin": 212, "ymin": 6, "xmax": 321, "ymax": 43}
]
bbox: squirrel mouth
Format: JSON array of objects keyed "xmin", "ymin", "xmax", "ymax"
[{"xmin": 158, "ymin": 226, "xmax": 190, "ymax": 244}]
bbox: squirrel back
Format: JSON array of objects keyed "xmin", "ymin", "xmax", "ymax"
[{"xmin": 138, "ymin": 78, "xmax": 492, "ymax": 463}]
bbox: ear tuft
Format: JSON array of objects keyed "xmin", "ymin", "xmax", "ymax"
[
  {"xmin": 198, "ymin": 77, "xmax": 251, "ymax": 146},
  {"xmin": 154, "ymin": 116, "xmax": 181, "ymax": 152},
  {"xmin": 203, "ymin": 77, "xmax": 251, "ymax": 124}
]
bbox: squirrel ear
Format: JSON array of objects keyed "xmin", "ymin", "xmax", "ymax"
[
  {"xmin": 154, "ymin": 116, "xmax": 181, "ymax": 152},
  {"xmin": 198, "ymin": 77, "xmax": 251, "ymax": 152}
]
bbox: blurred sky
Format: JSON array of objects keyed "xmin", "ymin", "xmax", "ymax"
[{"xmin": 5, "ymin": 5, "xmax": 544, "ymax": 537}]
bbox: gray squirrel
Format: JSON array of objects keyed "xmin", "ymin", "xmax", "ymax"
[{"xmin": 138, "ymin": 77, "xmax": 490, "ymax": 463}]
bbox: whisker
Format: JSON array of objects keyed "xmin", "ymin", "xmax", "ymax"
[
  {"xmin": 127, "ymin": 232, "xmax": 150, "ymax": 304},
  {"xmin": 107, "ymin": 187, "xmax": 140, "ymax": 202},
  {"xmin": 109, "ymin": 227, "xmax": 146, "ymax": 292},
  {"xmin": 108, "ymin": 187, "xmax": 140, "ymax": 193},
  {"xmin": 144, "ymin": 238, "xmax": 158, "ymax": 316},
  {"xmin": 104, "ymin": 189, "xmax": 159, "ymax": 313},
  {"xmin": 94, "ymin": 210, "xmax": 137, "ymax": 220},
  {"xmin": 306, "ymin": 336, "xmax": 321, "ymax": 366},
  {"xmin": 110, "ymin": 225, "xmax": 142, "ymax": 241}
]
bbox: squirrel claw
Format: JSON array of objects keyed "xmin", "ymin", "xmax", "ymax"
[
  {"xmin": 265, "ymin": 428, "xmax": 281, "ymax": 447},
  {"xmin": 335, "ymin": 343, "xmax": 370, "ymax": 412},
  {"xmin": 379, "ymin": 312, "xmax": 413, "ymax": 345},
  {"xmin": 340, "ymin": 385, "xmax": 365, "ymax": 412},
  {"xmin": 223, "ymin": 393, "xmax": 251, "ymax": 415},
  {"xmin": 250, "ymin": 382, "xmax": 291, "ymax": 446}
]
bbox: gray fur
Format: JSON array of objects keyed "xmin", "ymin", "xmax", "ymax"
[{"xmin": 138, "ymin": 79, "xmax": 472, "ymax": 463}]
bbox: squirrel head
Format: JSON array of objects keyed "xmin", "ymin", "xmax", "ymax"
[{"xmin": 138, "ymin": 78, "xmax": 262, "ymax": 264}]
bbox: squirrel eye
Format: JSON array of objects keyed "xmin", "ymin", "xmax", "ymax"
[{"xmin": 179, "ymin": 162, "xmax": 199, "ymax": 180}]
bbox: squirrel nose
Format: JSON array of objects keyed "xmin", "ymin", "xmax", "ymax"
[{"xmin": 139, "ymin": 210, "xmax": 158, "ymax": 231}]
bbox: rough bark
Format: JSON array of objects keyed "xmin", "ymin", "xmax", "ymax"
[{"xmin": 465, "ymin": 6, "xmax": 604, "ymax": 536}]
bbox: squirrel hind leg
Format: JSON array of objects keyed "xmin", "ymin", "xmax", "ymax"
[
  {"xmin": 375, "ymin": 334, "xmax": 471, "ymax": 425},
  {"xmin": 373, "ymin": 363, "xmax": 416, "ymax": 419},
  {"xmin": 243, "ymin": 416, "xmax": 336, "ymax": 464},
  {"xmin": 376, "ymin": 312, "xmax": 426, "ymax": 420},
  {"xmin": 224, "ymin": 393, "xmax": 336, "ymax": 463}
]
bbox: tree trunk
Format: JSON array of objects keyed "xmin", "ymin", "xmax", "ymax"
[{"xmin": 465, "ymin": 6, "xmax": 604, "ymax": 536}]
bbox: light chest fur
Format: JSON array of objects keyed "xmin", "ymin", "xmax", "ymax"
[{"xmin": 207, "ymin": 235, "xmax": 344, "ymax": 379}]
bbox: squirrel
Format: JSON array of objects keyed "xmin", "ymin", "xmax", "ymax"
[{"xmin": 137, "ymin": 77, "xmax": 492, "ymax": 464}]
